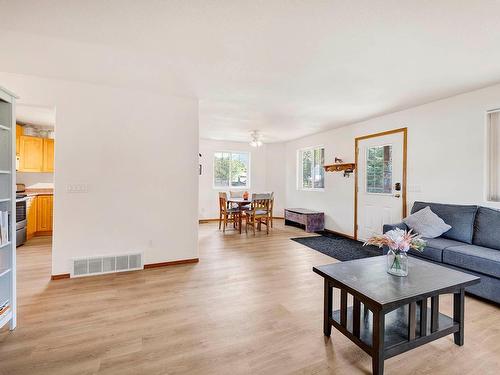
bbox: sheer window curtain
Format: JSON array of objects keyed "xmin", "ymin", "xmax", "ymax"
[{"xmin": 489, "ymin": 111, "xmax": 500, "ymax": 202}]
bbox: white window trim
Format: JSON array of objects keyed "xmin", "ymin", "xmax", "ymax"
[
  {"xmin": 486, "ymin": 108, "xmax": 500, "ymax": 204},
  {"xmin": 365, "ymin": 142, "xmax": 394, "ymax": 196},
  {"xmin": 297, "ymin": 145, "xmax": 325, "ymax": 192},
  {"xmin": 213, "ymin": 150, "xmax": 251, "ymax": 190}
]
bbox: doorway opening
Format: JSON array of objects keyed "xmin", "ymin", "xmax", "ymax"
[
  {"xmin": 15, "ymin": 104, "xmax": 55, "ymax": 282},
  {"xmin": 354, "ymin": 128, "xmax": 407, "ymax": 241}
]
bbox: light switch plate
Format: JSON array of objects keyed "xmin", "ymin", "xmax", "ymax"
[{"xmin": 66, "ymin": 184, "xmax": 89, "ymax": 193}]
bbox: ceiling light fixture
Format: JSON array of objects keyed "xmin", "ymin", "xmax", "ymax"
[{"xmin": 249, "ymin": 130, "xmax": 263, "ymax": 147}]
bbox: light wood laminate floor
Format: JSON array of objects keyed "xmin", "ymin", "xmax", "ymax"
[{"xmin": 0, "ymin": 222, "xmax": 499, "ymax": 374}]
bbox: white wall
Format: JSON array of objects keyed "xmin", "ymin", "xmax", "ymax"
[
  {"xmin": 265, "ymin": 143, "xmax": 286, "ymax": 218},
  {"xmin": 1, "ymin": 72, "xmax": 199, "ymax": 275},
  {"xmin": 16, "ymin": 172, "xmax": 54, "ymax": 187},
  {"xmin": 286, "ymin": 83, "xmax": 500, "ymax": 237},
  {"xmin": 199, "ymin": 139, "xmax": 286, "ymax": 219}
]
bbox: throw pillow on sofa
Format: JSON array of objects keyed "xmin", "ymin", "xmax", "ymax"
[{"xmin": 403, "ymin": 206, "xmax": 451, "ymax": 238}]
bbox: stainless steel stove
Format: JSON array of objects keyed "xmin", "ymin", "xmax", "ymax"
[{"xmin": 15, "ymin": 184, "xmax": 27, "ymax": 247}]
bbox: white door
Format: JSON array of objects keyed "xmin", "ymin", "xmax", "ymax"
[{"xmin": 356, "ymin": 131, "xmax": 405, "ymax": 241}]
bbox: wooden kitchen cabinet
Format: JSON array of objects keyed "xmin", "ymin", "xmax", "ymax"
[
  {"xmin": 18, "ymin": 135, "xmax": 55, "ymax": 172},
  {"xmin": 19, "ymin": 135, "xmax": 44, "ymax": 172},
  {"xmin": 26, "ymin": 196, "xmax": 37, "ymax": 240},
  {"xmin": 36, "ymin": 195, "xmax": 53, "ymax": 234},
  {"xmin": 42, "ymin": 139, "xmax": 55, "ymax": 172},
  {"xmin": 16, "ymin": 124, "xmax": 23, "ymax": 153},
  {"xmin": 26, "ymin": 194, "xmax": 54, "ymax": 238}
]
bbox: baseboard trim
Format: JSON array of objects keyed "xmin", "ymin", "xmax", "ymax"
[
  {"xmin": 51, "ymin": 273, "xmax": 70, "ymax": 280},
  {"xmin": 51, "ymin": 258, "xmax": 199, "ymax": 279},
  {"xmin": 144, "ymin": 258, "xmax": 199, "ymax": 269},
  {"xmin": 199, "ymin": 218, "xmax": 220, "ymax": 223},
  {"xmin": 323, "ymin": 228, "xmax": 356, "ymax": 240},
  {"xmin": 199, "ymin": 217, "xmax": 284, "ymax": 224}
]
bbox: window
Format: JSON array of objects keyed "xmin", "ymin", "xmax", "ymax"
[
  {"xmin": 488, "ymin": 110, "xmax": 500, "ymax": 202},
  {"xmin": 299, "ymin": 147, "xmax": 324, "ymax": 190},
  {"xmin": 366, "ymin": 145, "xmax": 392, "ymax": 194},
  {"xmin": 214, "ymin": 151, "xmax": 250, "ymax": 188}
]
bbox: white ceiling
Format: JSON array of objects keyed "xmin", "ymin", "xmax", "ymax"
[{"xmin": 1, "ymin": 1, "xmax": 500, "ymax": 142}]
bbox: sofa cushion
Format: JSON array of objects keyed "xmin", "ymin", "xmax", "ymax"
[
  {"xmin": 403, "ymin": 206, "xmax": 451, "ymax": 238},
  {"xmin": 473, "ymin": 207, "xmax": 500, "ymax": 250},
  {"xmin": 410, "ymin": 237, "xmax": 465, "ymax": 262},
  {"xmin": 411, "ymin": 201, "xmax": 478, "ymax": 244},
  {"xmin": 443, "ymin": 244, "xmax": 500, "ymax": 278},
  {"xmin": 424, "ymin": 237, "xmax": 466, "ymax": 250},
  {"xmin": 383, "ymin": 222, "xmax": 409, "ymax": 233}
]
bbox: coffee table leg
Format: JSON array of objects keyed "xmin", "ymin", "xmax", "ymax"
[
  {"xmin": 353, "ymin": 297, "xmax": 361, "ymax": 338},
  {"xmin": 323, "ymin": 279, "xmax": 333, "ymax": 337},
  {"xmin": 431, "ymin": 295, "xmax": 439, "ymax": 333},
  {"xmin": 453, "ymin": 288, "xmax": 465, "ymax": 346},
  {"xmin": 372, "ymin": 309, "xmax": 385, "ymax": 375}
]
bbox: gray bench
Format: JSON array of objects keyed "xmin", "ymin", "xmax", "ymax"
[{"xmin": 285, "ymin": 208, "xmax": 324, "ymax": 232}]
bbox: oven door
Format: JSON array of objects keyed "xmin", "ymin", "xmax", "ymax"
[
  {"xmin": 16, "ymin": 198, "xmax": 27, "ymax": 224},
  {"xmin": 16, "ymin": 218, "xmax": 27, "ymax": 231},
  {"xmin": 16, "ymin": 226, "xmax": 26, "ymax": 247}
]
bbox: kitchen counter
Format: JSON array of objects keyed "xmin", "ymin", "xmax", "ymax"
[{"xmin": 25, "ymin": 188, "xmax": 54, "ymax": 196}]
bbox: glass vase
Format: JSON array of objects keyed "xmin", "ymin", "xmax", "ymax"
[{"xmin": 387, "ymin": 249, "xmax": 408, "ymax": 277}]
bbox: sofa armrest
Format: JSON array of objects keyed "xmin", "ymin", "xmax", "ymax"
[{"xmin": 383, "ymin": 222, "xmax": 408, "ymax": 234}]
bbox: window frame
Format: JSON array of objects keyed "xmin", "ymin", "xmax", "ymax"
[
  {"xmin": 365, "ymin": 143, "xmax": 394, "ymax": 196},
  {"xmin": 212, "ymin": 150, "xmax": 251, "ymax": 190},
  {"xmin": 486, "ymin": 109, "xmax": 500, "ymax": 203},
  {"xmin": 297, "ymin": 145, "xmax": 325, "ymax": 191}
]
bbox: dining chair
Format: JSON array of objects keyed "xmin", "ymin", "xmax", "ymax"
[
  {"xmin": 229, "ymin": 190, "xmax": 250, "ymax": 210},
  {"xmin": 243, "ymin": 193, "xmax": 271, "ymax": 235},
  {"xmin": 229, "ymin": 191, "xmax": 243, "ymax": 198},
  {"xmin": 269, "ymin": 192, "xmax": 274, "ymax": 228},
  {"xmin": 256, "ymin": 192, "xmax": 274, "ymax": 229},
  {"xmin": 219, "ymin": 192, "xmax": 241, "ymax": 232}
]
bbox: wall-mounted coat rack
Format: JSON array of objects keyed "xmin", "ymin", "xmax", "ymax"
[{"xmin": 323, "ymin": 157, "xmax": 356, "ymax": 177}]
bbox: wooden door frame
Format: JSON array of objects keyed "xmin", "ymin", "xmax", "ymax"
[{"xmin": 354, "ymin": 127, "xmax": 408, "ymax": 240}]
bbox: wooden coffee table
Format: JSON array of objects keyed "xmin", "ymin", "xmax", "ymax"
[{"xmin": 313, "ymin": 256, "xmax": 480, "ymax": 375}]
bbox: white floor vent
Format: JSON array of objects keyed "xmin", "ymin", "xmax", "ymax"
[{"xmin": 71, "ymin": 253, "xmax": 143, "ymax": 278}]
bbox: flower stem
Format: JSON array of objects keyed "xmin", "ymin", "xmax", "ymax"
[{"xmin": 390, "ymin": 253, "xmax": 401, "ymax": 271}]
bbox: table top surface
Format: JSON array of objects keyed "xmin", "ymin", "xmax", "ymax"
[
  {"xmin": 285, "ymin": 208, "xmax": 324, "ymax": 215},
  {"xmin": 313, "ymin": 256, "xmax": 480, "ymax": 309}
]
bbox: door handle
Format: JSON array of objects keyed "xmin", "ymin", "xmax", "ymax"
[{"xmin": 394, "ymin": 193, "xmax": 401, "ymax": 198}]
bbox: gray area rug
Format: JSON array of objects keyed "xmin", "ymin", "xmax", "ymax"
[{"xmin": 291, "ymin": 232, "xmax": 382, "ymax": 261}]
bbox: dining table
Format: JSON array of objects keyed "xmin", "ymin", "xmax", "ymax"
[{"xmin": 227, "ymin": 197, "xmax": 252, "ymax": 233}]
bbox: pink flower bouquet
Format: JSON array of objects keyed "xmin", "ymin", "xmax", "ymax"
[
  {"xmin": 364, "ymin": 228, "xmax": 426, "ymax": 276},
  {"xmin": 363, "ymin": 228, "xmax": 426, "ymax": 253}
]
